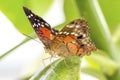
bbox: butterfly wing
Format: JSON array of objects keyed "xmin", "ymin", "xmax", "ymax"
[
  {"xmin": 55, "ymin": 19, "xmax": 96, "ymax": 56},
  {"xmin": 23, "ymin": 7, "xmax": 58, "ymax": 48},
  {"xmin": 59, "ymin": 19, "xmax": 89, "ymax": 38}
]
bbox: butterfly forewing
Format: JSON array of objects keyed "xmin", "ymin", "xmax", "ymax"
[{"xmin": 23, "ymin": 7, "xmax": 58, "ymax": 48}]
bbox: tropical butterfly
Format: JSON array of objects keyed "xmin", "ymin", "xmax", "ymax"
[{"xmin": 23, "ymin": 7, "xmax": 97, "ymax": 57}]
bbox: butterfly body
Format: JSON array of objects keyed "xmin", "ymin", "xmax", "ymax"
[{"xmin": 23, "ymin": 7, "xmax": 97, "ymax": 57}]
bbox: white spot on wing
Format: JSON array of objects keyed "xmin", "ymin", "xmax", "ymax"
[
  {"xmin": 69, "ymin": 25, "xmax": 74, "ymax": 28},
  {"xmin": 41, "ymin": 24, "xmax": 44, "ymax": 27},
  {"xmin": 63, "ymin": 32, "xmax": 67, "ymax": 34},
  {"xmin": 59, "ymin": 32, "xmax": 63, "ymax": 34},
  {"xmin": 75, "ymin": 33, "xmax": 79, "ymax": 36},
  {"xmin": 32, "ymin": 23, "xmax": 37, "ymax": 27},
  {"xmin": 71, "ymin": 32, "xmax": 75, "ymax": 35},
  {"xmin": 28, "ymin": 14, "xmax": 33, "ymax": 18},
  {"xmin": 65, "ymin": 32, "xmax": 69, "ymax": 35},
  {"xmin": 76, "ymin": 25, "xmax": 80, "ymax": 28},
  {"xmin": 66, "ymin": 25, "xmax": 74, "ymax": 28},
  {"xmin": 45, "ymin": 23, "xmax": 49, "ymax": 26},
  {"xmin": 38, "ymin": 23, "xmax": 41, "ymax": 26},
  {"xmin": 28, "ymin": 15, "xmax": 31, "ymax": 18},
  {"xmin": 30, "ymin": 14, "xmax": 33, "ymax": 17},
  {"xmin": 82, "ymin": 34, "xmax": 86, "ymax": 37}
]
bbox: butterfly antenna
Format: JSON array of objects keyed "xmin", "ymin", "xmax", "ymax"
[{"xmin": 23, "ymin": 33, "xmax": 41, "ymax": 44}]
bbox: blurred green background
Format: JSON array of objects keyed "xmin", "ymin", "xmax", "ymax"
[{"xmin": 0, "ymin": 0, "xmax": 120, "ymax": 80}]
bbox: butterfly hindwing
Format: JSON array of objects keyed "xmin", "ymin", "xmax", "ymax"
[
  {"xmin": 58, "ymin": 19, "xmax": 90, "ymax": 39},
  {"xmin": 52, "ymin": 19, "xmax": 96, "ymax": 57}
]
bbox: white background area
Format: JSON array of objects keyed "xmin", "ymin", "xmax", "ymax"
[{"xmin": 0, "ymin": 0, "xmax": 98, "ymax": 80}]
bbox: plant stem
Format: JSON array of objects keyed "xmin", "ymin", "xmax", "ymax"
[
  {"xmin": 0, "ymin": 37, "xmax": 31, "ymax": 60},
  {"xmin": 75, "ymin": 0, "xmax": 120, "ymax": 61}
]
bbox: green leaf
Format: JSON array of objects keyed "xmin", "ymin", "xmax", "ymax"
[
  {"xmin": 81, "ymin": 68, "xmax": 107, "ymax": 80},
  {"xmin": 31, "ymin": 56, "xmax": 81, "ymax": 80},
  {"xmin": 64, "ymin": 0, "xmax": 80, "ymax": 21},
  {"xmin": 86, "ymin": 51, "xmax": 118, "ymax": 76},
  {"xmin": 107, "ymin": 70, "xmax": 120, "ymax": 80},
  {"xmin": 0, "ymin": 0, "xmax": 54, "ymax": 35},
  {"xmin": 112, "ymin": 26, "xmax": 120, "ymax": 52},
  {"xmin": 98, "ymin": 0, "xmax": 120, "ymax": 33},
  {"xmin": 56, "ymin": 0, "xmax": 80, "ymax": 30}
]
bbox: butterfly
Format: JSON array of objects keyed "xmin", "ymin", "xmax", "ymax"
[{"xmin": 23, "ymin": 7, "xmax": 97, "ymax": 57}]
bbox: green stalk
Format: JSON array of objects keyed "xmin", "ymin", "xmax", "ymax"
[
  {"xmin": 74, "ymin": 0, "xmax": 120, "ymax": 80},
  {"xmin": 0, "ymin": 37, "xmax": 31, "ymax": 60},
  {"xmin": 75, "ymin": 0, "xmax": 120, "ymax": 61}
]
